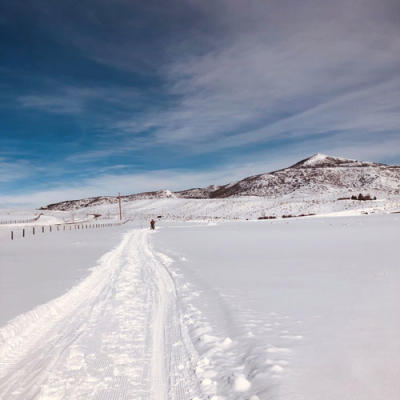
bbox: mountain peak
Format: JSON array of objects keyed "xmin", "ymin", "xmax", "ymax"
[{"xmin": 289, "ymin": 153, "xmax": 380, "ymax": 169}]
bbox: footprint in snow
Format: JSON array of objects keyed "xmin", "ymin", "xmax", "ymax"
[{"xmin": 266, "ymin": 345, "xmax": 291, "ymax": 353}]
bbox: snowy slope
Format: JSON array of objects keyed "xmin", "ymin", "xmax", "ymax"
[
  {"xmin": 290, "ymin": 153, "xmax": 381, "ymax": 168},
  {"xmin": 35, "ymin": 193, "xmax": 400, "ymax": 224},
  {"xmin": 209, "ymin": 153, "xmax": 399, "ymax": 198},
  {"xmin": 41, "ymin": 154, "xmax": 400, "ymax": 213}
]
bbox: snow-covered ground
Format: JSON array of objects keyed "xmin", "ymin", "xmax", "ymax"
[
  {"xmin": 154, "ymin": 215, "xmax": 400, "ymax": 399},
  {"xmin": 0, "ymin": 214, "xmax": 399, "ymax": 399},
  {"xmin": 0, "ymin": 224, "xmax": 134, "ymax": 326},
  {"xmin": 8, "ymin": 195, "xmax": 397, "ymax": 223}
]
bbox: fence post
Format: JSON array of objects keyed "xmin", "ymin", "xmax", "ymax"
[
  {"xmin": 33, "ymin": 227, "xmax": 35, "ymax": 235},
  {"xmin": 22, "ymin": 228, "xmax": 25, "ymax": 238},
  {"xmin": 42, "ymin": 226, "xmax": 44, "ymax": 233},
  {"xmin": 11, "ymin": 231, "xmax": 13, "ymax": 240}
]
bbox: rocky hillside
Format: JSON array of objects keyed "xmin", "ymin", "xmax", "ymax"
[
  {"xmin": 204, "ymin": 154, "xmax": 399, "ymax": 198},
  {"xmin": 41, "ymin": 154, "xmax": 400, "ymax": 210}
]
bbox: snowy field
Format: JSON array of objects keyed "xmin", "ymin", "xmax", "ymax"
[
  {"xmin": 0, "ymin": 214, "xmax": 399, "ymax": 399},
  {"xmin": 52, "ymin": 195, "xmax": 400, "ymax": 220},
  {"xmin": 0, "ymin": 224, "xmax": 134, "ymax": 326},
  {"xmin": 4, "ymin": 194, "xmax": 398, "ymax": 224},
  {"xmin": 154, "ymin": 215, "xmax": 400, "ymax": 399}
]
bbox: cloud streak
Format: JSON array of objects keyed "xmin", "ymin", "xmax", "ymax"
[
  {"xmin": 94, "ymin": 0, "xmax": 400, "ymax": 160},
  {"xmin": 0, "ymin": 160, "xmax": 287, "ymax": 208},
  {"xmin": 0, "ymin": 158, "xmax": 38, "ymax": 183},
  {"xmin": 1, "ymin": 0, "xmax": 399, "ymax": 203},
  {"xmin": 2, "ymin": 133, "xmax": 399, "ymax": 209}
]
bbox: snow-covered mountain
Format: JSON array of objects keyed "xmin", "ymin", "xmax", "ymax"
[
  {"xmin": 41, "ymin": 154, "xmax": 400, "ymax": 210},
  {"xmin": 205, "ymin": 153, "xmax": 399, "ymax": 198}
]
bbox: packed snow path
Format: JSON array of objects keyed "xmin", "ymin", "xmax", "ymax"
[{"xmin": 0, "ymin": 229, "xmax": 201, "ymax": 399}]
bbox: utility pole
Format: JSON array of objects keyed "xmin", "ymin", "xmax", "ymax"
[{"xmin": 118, "ymin": 192, "xmax": 122, "ymax": 221}]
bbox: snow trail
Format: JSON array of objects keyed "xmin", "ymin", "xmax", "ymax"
[{"xmin": 0, "ymin": 229, "xmax": 201, "ymax": 399}]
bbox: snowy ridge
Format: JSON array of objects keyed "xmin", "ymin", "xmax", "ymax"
[
  {"xmin": 211, "ymin": 164, "xmax": 400, "ymax": 198},
  {"xmin": 289, "ymin": 153, "xmax": 381, "ymax": 168},
  {"xmin": 41, "ymin": 154, "xmax": 400, "ymax": 212}
]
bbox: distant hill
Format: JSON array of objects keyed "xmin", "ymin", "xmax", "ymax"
[{"xmin": 41, "ymin": 154, "xmax": 400, "ymax": 211}]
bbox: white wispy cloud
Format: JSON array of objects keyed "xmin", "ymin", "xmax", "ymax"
[
  {"xmin": 0, "ymin": 156, "xmax": 292, "ymax": 208},
  {"xmin": 2, "ymin": 0, "xmax": 400, "ymax": 204},
  {"xmin": 18, "ymin": 94, "xmax": 84, "ymax": 114},
  {"xmin": 15, "ymin": 0, "xmax": 400, "ymax": 163},
  {"xmin": 3, "ymin": 138, "xmax": 400, "ymax": 209},
  {"xmin": 0, "ymin": 158, "xmax": 37, "ymax": 183},
  {"xmin": 18, "ymin": 85, "xmax": 143, "ymax": 115},
  {"xmin": 107, "ymin": 0, "xmax": 400, "ymax": 160}
]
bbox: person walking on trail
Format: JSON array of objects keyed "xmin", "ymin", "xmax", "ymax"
[{"xmin": 150, "ymin": 219, "xmax": 155, "ymax": 230}]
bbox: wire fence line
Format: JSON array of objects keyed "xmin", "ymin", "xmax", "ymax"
[
  {"xmin": 7, "ymin": 221, "xmax": 124, "ymax": 241},
  {"xmin": 0, "ymin": 213, "xmax": 43, "ymax": 225}
]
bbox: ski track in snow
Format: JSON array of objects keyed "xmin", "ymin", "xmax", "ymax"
[
  {"xmin": 164, "ymin": 265, "xmax": 303, "ymax": 400},
  {"xmin": 0, "ymin": 227, "xmax": 293, "ymax": 400},
  {"xmin": 0, "ymin": 229, "xmax": 202, "ymax": 400}
]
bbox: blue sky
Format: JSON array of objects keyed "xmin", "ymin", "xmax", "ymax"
[{"xmin": 1, "ymin": 0, "xmax": 400, "ymax": 207}]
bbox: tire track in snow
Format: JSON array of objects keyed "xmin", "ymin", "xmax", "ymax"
[{"xmin": 0, "ymin": 229, "xmax": 201, "ymax": 400}]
